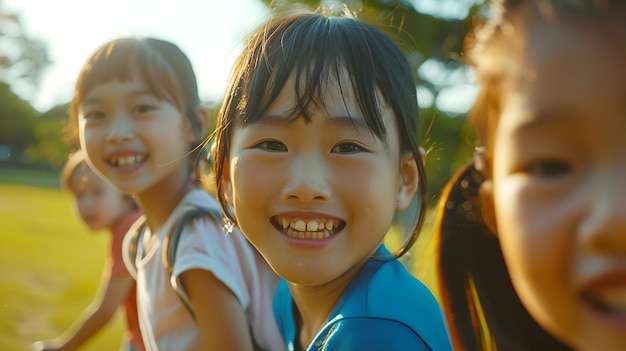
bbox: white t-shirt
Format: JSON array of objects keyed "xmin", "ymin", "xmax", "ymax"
[{"xmin": 123, "ymin": 189, "xmax": 284, "ymax": 351}]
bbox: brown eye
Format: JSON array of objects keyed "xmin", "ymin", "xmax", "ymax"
[
  {"xmin": 331, "ymin": 142, "xmax": 363, "ymax": 154},
  {"xmin": 257, "ymin": 140, "xmax": 287, "ymax": 152},
  {"xmin": 133, "ymin": 104, "xmax": 156, "ymax": 114},
  {"xmin": 525, "ymin": 161, "xmax": 571, "ymax": 178}
]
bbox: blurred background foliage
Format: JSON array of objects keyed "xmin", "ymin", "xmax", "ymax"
[{"xmin": 0, "ymin": 0, "xmax": 485, "ymax": 195}]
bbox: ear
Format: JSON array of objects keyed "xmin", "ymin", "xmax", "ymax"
[
  {"xmin": 221, "ymin": 159, "xmax": 235, "ymax": 207},
  {"xmin": 396, "ymin": 153, "xmax": 420, "ymax": 211},
  {"xmin": 478, "ymin": 179, "xmax": 498, "ymax": 234},
  {"xmin": 184, "ymin": 106, "xmax": 211, "ymax": 144}
]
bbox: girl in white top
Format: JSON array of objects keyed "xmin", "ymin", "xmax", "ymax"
[{"xmin": 66, "ymin": 37, "xmax": 284, "ymax": 351}]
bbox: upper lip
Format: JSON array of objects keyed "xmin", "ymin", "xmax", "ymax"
[
  {"xmin": 580, "ymin": 270, "xmax": 626, "ymax": 291},
  {"xmin": 273, "ymin": 211, "xmax": 341, "ymax": 221},
  {"xmin": 578, "ymin": 264, "xmax": 626, "ymax": 302}
]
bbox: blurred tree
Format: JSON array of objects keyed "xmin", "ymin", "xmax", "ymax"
[
  {"xmin": 0, "ymin": 81, "xmax": 36, "ymax": 164},
  {"xmin": 0, "ymin": 8, "xmax": 50, "ymax": 101},
  {"xmin": 259, "ymin": 0, "xmax": 484, "ymax": 194},
  {"xmin": 0, "ymin": 3, "xmax": 52, "ymax": 168},
  {"xmin": 23, "ymin": 103, "xmax": 72, "ymax": 170}
]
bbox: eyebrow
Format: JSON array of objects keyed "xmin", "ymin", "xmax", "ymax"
[
  {"xmin": 508, "ymin": 109, "xmax": 573, "ymax": 133},
  {"xmin": 258, "ymin": 113, "xmax": 371, "ymax": 132},
  {"xmin": 82, "ymin": 88, "xmax": 155, "ymax": 105}
]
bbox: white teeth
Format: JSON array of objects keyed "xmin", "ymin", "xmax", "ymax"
[
  {"xmin": 278, "ymin": 218, "xmax": 340, "ymax": 240},
  {"xmin": 111, "ymin": 155, "xmax": 144, "ymax": 167},
  {"xmin": 294, "ymin": 220, "xmax": 306, "ymax": 231},
  {"xmin": 325, "ymin": 221, "xmax": 333, "ymax": 230},
  {"xmin": 306, "ymin": 220, "xmax": 318, "ymax": 231}
]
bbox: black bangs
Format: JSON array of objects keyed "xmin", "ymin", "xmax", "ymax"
[{"xmin": 238, "ymin": 14, "xmax": 416, "ymax": 144}]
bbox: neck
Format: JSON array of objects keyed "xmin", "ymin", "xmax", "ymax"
[
  {"xmin": 289, "ymin": 255, "xmax": 370, "ymax": 348},
  {"xmin": 135, "ymin": 175, "xmax": 194, "ymax": 232}
]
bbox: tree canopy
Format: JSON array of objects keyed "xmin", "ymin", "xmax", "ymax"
[
  {"xmin": 0, "ymin": 11, "xmax": 50, "ymax": 101},
  {"xmin": 0, "ymin": 5, "xmax": 51, "ymax": 167}
]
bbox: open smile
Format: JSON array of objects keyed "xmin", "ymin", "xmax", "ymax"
[
  {"xmin": 107, "ymin": 154, "xmax": 147, "ymax": 167},
  {"xmin": 583, "ymin": 286, "xmax": 626, "ymax": 315},
  {"xmin": 271, "ymin": 216, "xmax": 346, "ymax": 240}
]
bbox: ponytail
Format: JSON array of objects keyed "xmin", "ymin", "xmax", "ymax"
[{"xmin": 435, "ymin": 161, "xmax": 571, "ymax": 351}]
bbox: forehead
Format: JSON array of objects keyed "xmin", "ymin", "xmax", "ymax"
[
  {"xmin": 266, "ymin": 68, "xmax": 365, "ymax": 115},
  {"xmin": 82, "ymin": 78, "xmax": 149, "ymax": 102},
  {"xmin": 501, "ymin": 14, "xmax": 626, "ymax": 129}
]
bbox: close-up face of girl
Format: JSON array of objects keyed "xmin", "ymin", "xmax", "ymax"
[
  {"xmin": 78, "ymin": 78, "xmax": 195, "ymax": 199},
  {"xmin": 223, "ymin": 69, "xmax": 418, "ymax": 287},
  {"xmin": 487, "ymin": 7, "xmax": 626, "ymax": 351}
]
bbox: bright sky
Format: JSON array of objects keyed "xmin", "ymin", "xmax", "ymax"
[{"xmin": 3, "ymin": 0, "xmax": 272, "ymax": 112}]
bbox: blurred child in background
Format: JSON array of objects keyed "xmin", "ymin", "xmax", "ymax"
[{"xmin": 32, "ymin": 149, "xmax": 144, "ymax": 351}]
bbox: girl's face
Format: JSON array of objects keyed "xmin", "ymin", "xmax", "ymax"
[
  {"xmin": 489, "ymin": 12, "xmax": 626, "ymax": 351},
  {"xmin": 223, "ymin": 69, "xmax": 418, "ymax": 287},
  {"xmin": 78, "ymin": 78, "xmax": 197, "ymax": 198},
  {"xmin": 70, "ymin": 166, "xmax": 132, "ymax": 231}
]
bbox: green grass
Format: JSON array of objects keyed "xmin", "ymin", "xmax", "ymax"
[
  {"xmin": 0, "ymin": 183, "xmax": 124, "ymax": 351},
  {"xmin": 0, "ymin": 168, "xmax": 61, "ymax": 189}
]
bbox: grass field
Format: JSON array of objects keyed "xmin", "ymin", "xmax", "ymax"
[
  {"xmin": 0, "ymin": 180, "xmax": 125, "ymax": 351},
  {"xmin": 0, "ymin": 169, "xmax": 441, "ymax": 351}
]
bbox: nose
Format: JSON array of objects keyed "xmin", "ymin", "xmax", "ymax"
[
  {"xmin": 578, "ymin": 167, "xmax": 626, "ymax": 253},
  {"xmin": 282, "ymin": 151, "xmax": 332, "ymax": 203},
  {"xmin": 106, "ymin": 110, "xmax": 134, "ymax": 143}
]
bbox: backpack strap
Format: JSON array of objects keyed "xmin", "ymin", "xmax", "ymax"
[
  {"xmin": 162, "ymin": 205, "xmax": 223, "ymax": 274},
  {"xmin": 162, "ymin": 205, "xmax": 268, "ymax": 351},
  {"xmin": 161, "ymin": 205, "xmax": 223, "ymax": 320},
  {"xmin": 127, "ymin": 205, "xmax": 265, "ymax": 351}
]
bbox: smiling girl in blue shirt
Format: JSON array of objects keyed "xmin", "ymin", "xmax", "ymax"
[{"xmin": 211, "ymin": 8, "xmax": 453, "ymax": 351}]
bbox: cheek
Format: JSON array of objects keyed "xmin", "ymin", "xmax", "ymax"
[
  {"xmin": 74, "ymin": 198, "xmax": 93, "ymax": 218},
  {"xmin": 79, "ymin": 128, "xmax": 102, "ymax": 160},
  {"xmin": 230, "ymin": 157, "xmax": 272, "ymax": 207},
  {"xmin": 493, "ymin": 176, "xmax": 571, "ymax": 312}
]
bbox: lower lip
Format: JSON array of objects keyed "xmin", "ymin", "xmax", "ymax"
[
  {"xmin": 109, "ymin": 161, "xmax": 145, "ymax": 175},
  {"xmin": 279, "ymin": 230, "xmax": 339, "ymax": 248},
  {"xmin": 584, "ymin": 300, "xmax": 626, "ymax": 332}
]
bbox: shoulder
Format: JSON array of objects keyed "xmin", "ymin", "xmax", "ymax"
[
  {"xmin": 340, "ymin": 259, "xmax": 452, "ymax": 350},
  {"xmin": 173, "ymin": 190, "xmax": 223, "ymax": 236},
  {"xmin": 315, "ymin": 317, "xmax": 432, "ymax": 350},
  {"xmin": 368, "ymin": 259, "xmax": 439, "ymax": 306},
  {"xmin": 345, "ymin": 258, "xmax": 440, "ymax": 315}
]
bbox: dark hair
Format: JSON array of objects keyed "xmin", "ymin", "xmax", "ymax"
[
  {"xmin": 436, "ymin": 0, "xmax": 626, "ymax": 349},
  {"xmin": 66, "ymin": 37, "xmax": 206, "ymax": 178},
  {"xmin": 212, "ymin": 9, "xmax": 427, "ymax": 258},
  {"xmin": 435, "ymin": 162, "xmax": 570, "ymax": 351},
  {"xmin": 60, "ymin": 149, "xmax": 90, "ymax": 192}
]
